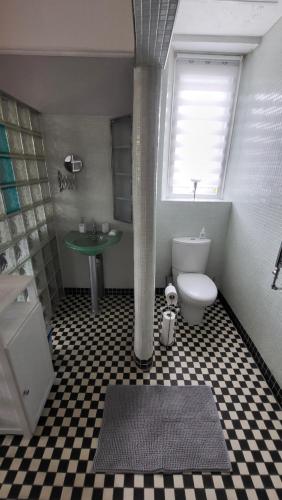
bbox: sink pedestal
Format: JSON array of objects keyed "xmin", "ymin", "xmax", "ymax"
[
  {"xmin": 89, "ymin": 256, "xmax": 99, "ymax": 315},
  {"xmin": 88, "ymin": 255, "xmax": 104, "ymax": 315},
  {"xmin": 64, "ymin": 230, "xmax": 122, "ymax": 315}
]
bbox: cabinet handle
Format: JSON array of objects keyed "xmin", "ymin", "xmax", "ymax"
[{"xmin": 23, "ymin": 389, "xmax": 30, "ymax": 396}]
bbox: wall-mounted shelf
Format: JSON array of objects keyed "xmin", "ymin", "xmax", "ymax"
[{"xmin": 111, "ymin": 115, "xmax": 132, "ymax": 224}]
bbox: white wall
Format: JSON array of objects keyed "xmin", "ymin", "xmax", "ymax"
[
  {"xmin": 156, "ymin": 200, "xmax": 231, "ymax": 288},
  {"xmin": 155, "ymin": 53, "xmax": 231, "ymax": 288},
  {"xmin": 221, "ymin": 18, "xmax": 282, "ymax": 386},
  {"xmin": 0, "ymin": 56, "xmax": 133, "ymax": 115},
  {"xmin": 42, "ymin": 115, "xmax": 133, "ymax": 289}
]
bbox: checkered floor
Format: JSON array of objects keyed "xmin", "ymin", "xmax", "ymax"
[{"xmin": 0, "ymin": 294, "xmax": 281, "ymax": 500}]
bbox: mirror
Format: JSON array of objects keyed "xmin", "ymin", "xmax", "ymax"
[{"xmin": 64, "ymin": 154, "xmax": 83, "ymax": 174}]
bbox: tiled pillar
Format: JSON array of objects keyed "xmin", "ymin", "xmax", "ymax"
[{"xmin": 132, "ymin": 66, "xmax": 162, "ymax": 368}]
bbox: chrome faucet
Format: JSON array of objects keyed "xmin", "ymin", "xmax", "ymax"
[{"xmin": 271, "ymin": 241, "xmax": 282, "ymax": 290}]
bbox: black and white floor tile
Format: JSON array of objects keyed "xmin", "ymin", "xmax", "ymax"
[{"xmin": 0, "ymin": 294, "xmax": 281, "ymax": 500}]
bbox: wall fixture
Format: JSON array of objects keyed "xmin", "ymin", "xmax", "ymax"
[
  {"xmin": 57, "ymin": 170, "xmax": 75, "ymax": 192},
  {"xmin": 0, "ymin": 253, "xmax": 7, "ymax": 272},
  {"xmin": 57, "ymin": 154, "xmax": 83, "ymax": 192},
  {"xmin": 271, "ymin": 241, "xmax": 282, "ymax": 290},
  {"xmin": 64, "ymin": 154, "xmax": 83, "ymax": 174}
]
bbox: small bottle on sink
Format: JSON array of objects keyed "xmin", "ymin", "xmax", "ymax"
[
  {"xmin": 79, "ymin": 218, "xmax": 86, "ymax": 233},
  {"xmin": 101, "ymin": 222, "xmax": 110, "ymax": 234}
]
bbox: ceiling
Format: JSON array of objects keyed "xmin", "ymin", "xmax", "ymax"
[
  {"xmin": 0, "ymin": 0, "xmax": 281, "ymax": 56},
  {"xmin": 174, "ymin": 0, "xmax": 282, "ymax": 37},
  {"xmin": 0, "ymin": 0, "xmax": 281, "ymax": 114},
  {"xmin": 0, "ymin": 0, "xmax": 134, "ymax": 56},
  {"xmin": 0, "ymin": 0, "xmax": 134, "ymax": 114}
]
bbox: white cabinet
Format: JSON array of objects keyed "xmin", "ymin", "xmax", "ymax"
[
  {"xmin": 0, "ymin": 357, "xmax": 21, "ymax": 431},
  {"xmin": 0, "ymin": 276, "xmax": 55, "ymax": 437}
]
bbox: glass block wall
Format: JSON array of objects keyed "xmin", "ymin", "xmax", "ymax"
[{"xmin": 0, "ymin": 91, "xmax": 63, "ymax": 335}]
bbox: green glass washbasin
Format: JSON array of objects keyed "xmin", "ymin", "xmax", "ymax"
[{"xmin": 64, "ymin": 230, "xmax": 122, "ymax": 256}]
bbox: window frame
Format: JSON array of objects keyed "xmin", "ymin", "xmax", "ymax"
[{"xmin": 163, "ymin": 51, "xmax": 242, "ymax": 201}]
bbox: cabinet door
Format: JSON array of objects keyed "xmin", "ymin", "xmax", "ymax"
[
  {"xmin": 0, "ymin": 352, "xmax": 21, "ymax": 432},
  {"xmin": 6, "ymin": 303, "xmax": 54, "ymax": 432}
]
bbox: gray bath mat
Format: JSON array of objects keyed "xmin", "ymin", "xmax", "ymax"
[{"xmin": 93, "ymin": 385, "xmax": 231, "ymax": 473}]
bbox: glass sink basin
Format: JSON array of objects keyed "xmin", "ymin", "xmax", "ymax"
[{"xmin": 64, "ymin": 230, "xmax": 122, "ymax": 256}]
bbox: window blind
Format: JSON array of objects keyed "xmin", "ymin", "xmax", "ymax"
[{"xmin": 168, "ymin": 55, "xmax": 241, "ymax": 198}]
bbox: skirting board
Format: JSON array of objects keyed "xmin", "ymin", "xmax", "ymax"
[
  {"xmin": 64, "ymin": 288, "xmax": 165, "ymax": 296},
  {"xmin": 219, "ymin": 292, "xmax": 281, "ymax": 407},
  {"xmin": 64, "ymin": 288, "xmax": 134, "ymax": 296}
]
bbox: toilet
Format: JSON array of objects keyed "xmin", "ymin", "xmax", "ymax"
[{"xmin": 172, "ymin": 237, "xmax": 217, "ymax": 325}]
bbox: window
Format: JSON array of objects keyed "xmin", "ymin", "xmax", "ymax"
[{"xmin": 165, "ymin": 54, "xmax": 241, "ymax": 200}]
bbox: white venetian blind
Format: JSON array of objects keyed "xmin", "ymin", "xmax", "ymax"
[{"xmin": 168, "ymin": 55, "xmax": 240, "ymax": 198}]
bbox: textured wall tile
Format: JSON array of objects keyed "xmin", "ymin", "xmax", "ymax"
[
  {"xmin": 222, "ymin": 18, "xmax": 282, "ymax": 386},
  {"xmin": 132, "ymin": 1, "xmax": 179, "ymax": 363},
  {"xmin": 133, "ymin": 0, "xmax": 179, "ymax": 67},
  {"xmin": 156, "ymin": 200, "xmax": 231, "ymax": 287},
  {"xmin": 132, "ymin": 66, "xmax": 162, "ymax": 361},
  {"xmin": 42, "ymin": 115, "xmax": 134, "ymax": 289}
]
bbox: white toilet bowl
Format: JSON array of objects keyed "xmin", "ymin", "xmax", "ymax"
[{"xmin": 177, "ymin": 273, "xmax": 217, "ymax": 325}]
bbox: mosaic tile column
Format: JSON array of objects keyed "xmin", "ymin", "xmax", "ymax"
[{"xmin": 132, "ymin": 66, "xmax": 162, "ymax": 368}]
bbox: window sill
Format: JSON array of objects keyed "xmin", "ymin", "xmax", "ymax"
[{"xmin": 160, "ymin": 198, "xmax": 231, "ymax": 203}]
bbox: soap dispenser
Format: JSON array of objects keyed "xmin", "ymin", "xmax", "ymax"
[{"xmin": 199, "ymin": 227, "xmax": 206, "ymax": 239}]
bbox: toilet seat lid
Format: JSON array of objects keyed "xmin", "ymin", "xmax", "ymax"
[{"xmin": 177, "ymin": 273, "xmax": 217, "ymax": 305}]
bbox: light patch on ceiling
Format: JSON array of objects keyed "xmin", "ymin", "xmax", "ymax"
[
  {"xmin": 172, "ymin": 34, "xmax": 261, "ymax": 54},
  {"xmin": 174, "ymin": 0, "xmax": 282, "ymax": 37}
]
